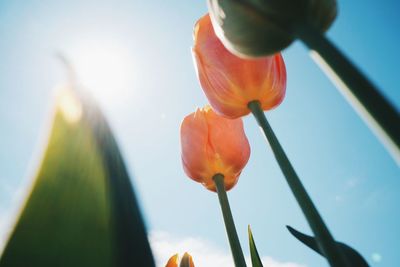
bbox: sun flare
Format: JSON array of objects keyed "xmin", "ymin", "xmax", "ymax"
[
  {"xmin": 57, "ymin": 87, "xmax": 82, "ymax": 123},
  {"xmin": 67, "ymin": 40, "xmax": 135, "ymax": 103}
]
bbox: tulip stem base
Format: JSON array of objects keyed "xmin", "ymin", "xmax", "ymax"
[
  {"xmin": 296, "ymin": 24, "xmax": 400, "ymax": 163},
  {"xmin": 248, "ymin": 101, "xmax": 348, "ymax": 267},
  {"xmin": 213, "ymin": 173, "xmax": 247, "ymax": 267}
]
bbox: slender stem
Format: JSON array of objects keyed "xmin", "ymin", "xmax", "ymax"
[
  {"xmin": 248, "ymin": 101, "xmax": 348, "ymax": 267},
  {"xmin": 213, "ymin": 174, "xmax": 247, "ymax": 267},
  {"xmin": 296, "ymin": 24, "xmax": 400, "ymax": 164}
]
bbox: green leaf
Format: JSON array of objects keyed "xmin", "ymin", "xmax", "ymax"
[
  {"xmin": 248, "ymin": 225, "xmax": 263, "ymax": 267},
  {"xmin": 287, "ymin": 226, "xmax": 369, "ymax": 267},
  {"xmin": 0, "ymin": 87, "xmax": 155, "ymax": 267}
]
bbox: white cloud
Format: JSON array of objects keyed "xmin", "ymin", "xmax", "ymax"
[{"xmin": 149, "ymin": 231, "xmax": 306, "ymax": 267}]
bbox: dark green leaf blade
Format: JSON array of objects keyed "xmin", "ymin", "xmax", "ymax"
[
  {"xmin": 287, "ymin": 226, "xmax": 369, "ymax": 267},
  {"xmin": 248, "ymin": 225, "xmax": 263, "ymax": 267},
  {"xmin": 0, "ymin": 86, "xmax": 155, "ymax": 267}
]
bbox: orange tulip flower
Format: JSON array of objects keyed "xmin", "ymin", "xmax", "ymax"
[
  {"xmin": 165, "ymin": 254, "xmax": 179, "ymax": 267},
  {"xmin": 192, "ymin": 14, "xmax": 287, "ymax": 119},
  {"xmin": 165, "ymin": 253, "xmax": 195, "ymax": 267},
  {"xmin": 180, "ymin": 106, "xmax": 250, "ymax": 192}
]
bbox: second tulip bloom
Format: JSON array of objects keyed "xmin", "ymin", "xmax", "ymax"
[{"xmin": 180, "ymin": 106, "xmax": 250, "ymax": 192}]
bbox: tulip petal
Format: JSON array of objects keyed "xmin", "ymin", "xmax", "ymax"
[
  {"xmin": 193, "ymin": 14, "xmax": 287, "ymax": 119},
  {"xmin": 204, "ymin": 109, "xmax": 250, "ymax": 189},
  {"xmin": 180, "ymin": 106, "xmax": 250, "ymax": 192},
  {"xmin": 180, "ymin": 109, "xmax": 210, "ymax": 182},
  {"xmin": 165, "ymin": 254, "xmax": 179, "ymax": 267},
  {"xmin": 180, "ymin": 252, "xmax": 195, "ymax": 267}
]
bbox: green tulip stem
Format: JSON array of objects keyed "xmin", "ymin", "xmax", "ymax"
[
  {"xmin": 213, "ymin": 173, "xmax": 247, "ymax": 267},
  {"xmin": 248, "ymin": 100, "xmax": 348, "ymax": 267},
  {"xmin": 296, "ymin": 24, "xmax": 400, "ymax": 164}
]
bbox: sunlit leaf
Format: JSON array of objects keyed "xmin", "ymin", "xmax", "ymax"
[
  {"xmin": 0, "ymin": 86, "xmax": 155, "ymax": 267},
  {"xmin": 248, "ymin": 225, "xmax": 263, "ymax": 267},
  {"xmin": 287, "ymin": 226, "xmax": 369, "ymax": 266}
]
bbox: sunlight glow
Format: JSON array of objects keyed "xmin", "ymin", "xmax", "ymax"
[
  {"xmin": 68, "ymin": 40, "xmax": 135, "ymax": 104},
  {"xmin": 57, "ymin": 87, "xmax": 83, "ymax": 123}
]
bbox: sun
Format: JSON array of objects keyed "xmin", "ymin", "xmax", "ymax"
[{"xmin": 66, "ymin": 39, "xmax": 135, "ymax": 104}]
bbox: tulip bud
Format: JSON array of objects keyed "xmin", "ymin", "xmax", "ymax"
[
  {"xmin": 165, "ymin": 253, "xmax": 195, "ymax": 267},
  {"xmin": 207, "ymin": 0, "xmax": 337, "ymax": 57},
  {"xmin": 193, "ymin": 14, "xmax": 286, "ymax": 119},
  {"xmin": 180, "ymin": 106, "xmax": 250, "ymax": 192},
  {"xmin": 180, "ymin": 252, "xmax": 195, "ymax": 267},
  {"xmin": 165, "ymin": 254, "xmax": 179, "ymax": 267}
]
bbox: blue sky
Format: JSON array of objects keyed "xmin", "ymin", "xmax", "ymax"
[{"xmin": 0, "ymin": 0, "xmax": 399, "ymax": 266}]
